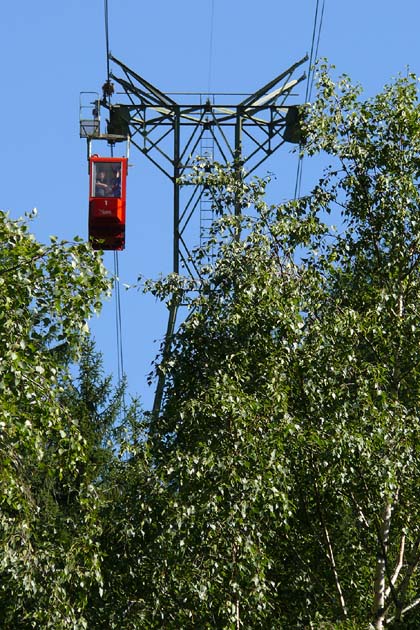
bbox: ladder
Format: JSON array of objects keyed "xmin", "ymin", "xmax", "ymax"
[{"xmin": 199, "ymin": 97, "xmax": 215, "ymax": 259}]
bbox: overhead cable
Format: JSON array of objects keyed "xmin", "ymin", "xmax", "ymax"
[
  {"xmin": 104, "ymin": 0, "xmax": 110, "ymax": 80},
  {"xmin": 295, "ymin": 0, "xmax": 326, "ymax": 199},
  {"xmin": 207, "ymin": 0, "xmax": 215, "ymax": 93},
  {"xmin": 103, "ymin": 0, "xmax": 126, "ymax": 392},
  {"xmin": 113, "ymin": 251, "xmax": 125, "ymax": 384}
]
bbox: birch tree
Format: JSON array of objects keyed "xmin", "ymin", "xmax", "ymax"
[
  {"xmin": 96, "ymin": 67, "xmax": 420, "ymax": 629},
  {"xmin": 0, "ymin": 210, "xmax": 111, "ymax": 628}
]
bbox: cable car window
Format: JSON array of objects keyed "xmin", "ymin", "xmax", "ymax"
[{"xmin": 92, "ymin": 161, "xmax": 122, "ymax": 198}]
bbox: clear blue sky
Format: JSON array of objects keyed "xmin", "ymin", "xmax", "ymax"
[{"xmin": 2, "ymin": 1, "xmax": 420, "ymax": 410}]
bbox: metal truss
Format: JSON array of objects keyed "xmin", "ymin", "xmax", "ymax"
[
  {"xmin": 107, "ymin": 53, "xmax": 307, "ymax": 276},
  {"xmin": 100, "ymin": 54, "xmax": 308, "ymax": 415}
]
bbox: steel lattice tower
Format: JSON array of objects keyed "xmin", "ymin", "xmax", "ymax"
[{"xmin": 83, "ymin": 53, "xmax": 308, "ymax": 414}]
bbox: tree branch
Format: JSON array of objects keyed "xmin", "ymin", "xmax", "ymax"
[
  {"xmin": 384, "ymin": 533, "xmax": 405, "ymax": 600},
  {"xmin": 313, "ymin": 475, "xmax": 348, "ymax": 618},
  {"xmin": 386, "ymin": 596, "xmax": 420, "ymax": 626},
  {"xmin": 391, "ymin": 536, "xmax": 420, "ymax": 622}
]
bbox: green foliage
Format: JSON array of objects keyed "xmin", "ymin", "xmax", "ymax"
[
  {"xmin": 6, "ymin": 63, "xmax": 420, "ymax": 629},
  {"xmin": 111, "ymin": 67, "xmax": 420, "ymax": 629},
  {"xmin": 293, "ymin": 65, "xmax": 420, "ymax": 629},
  {"xmin": 0, "ymin": 210, "xmax": 111, "ymax": 628}
]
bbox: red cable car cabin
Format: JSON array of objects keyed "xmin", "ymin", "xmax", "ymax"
[{"xmin": 89, "ymin": 156, "xmax": 128, "ymax": 250}]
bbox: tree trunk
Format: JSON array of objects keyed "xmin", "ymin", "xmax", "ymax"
[
  {"xmin": 373, "ymin": 501, "xmax": 392, "ymax": 630},
  {"xmin": 236, "ymin": 598, "xmax": 240, "ymax": 630}
]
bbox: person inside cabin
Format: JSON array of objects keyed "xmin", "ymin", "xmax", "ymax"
[
  {"xmin": 111, "ymin": 167, "xmax": 121, "ymax": 197},
  {"xmin": 95, "ymin": 170, "xmax": 111, "ymax": 197}
]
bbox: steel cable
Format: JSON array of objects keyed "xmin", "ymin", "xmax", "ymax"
[
  {"xmin": 104, "ymin": 0, "xmax": 126, "ymax": 392},
  {"xmin": 294, "ymin": 0, "xmax": 326, "ymax": 200}
]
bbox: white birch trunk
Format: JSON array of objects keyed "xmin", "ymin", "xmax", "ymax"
[{"xmin": 373, "ymin": 501, "xmax": 392, "ymax": 630}]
